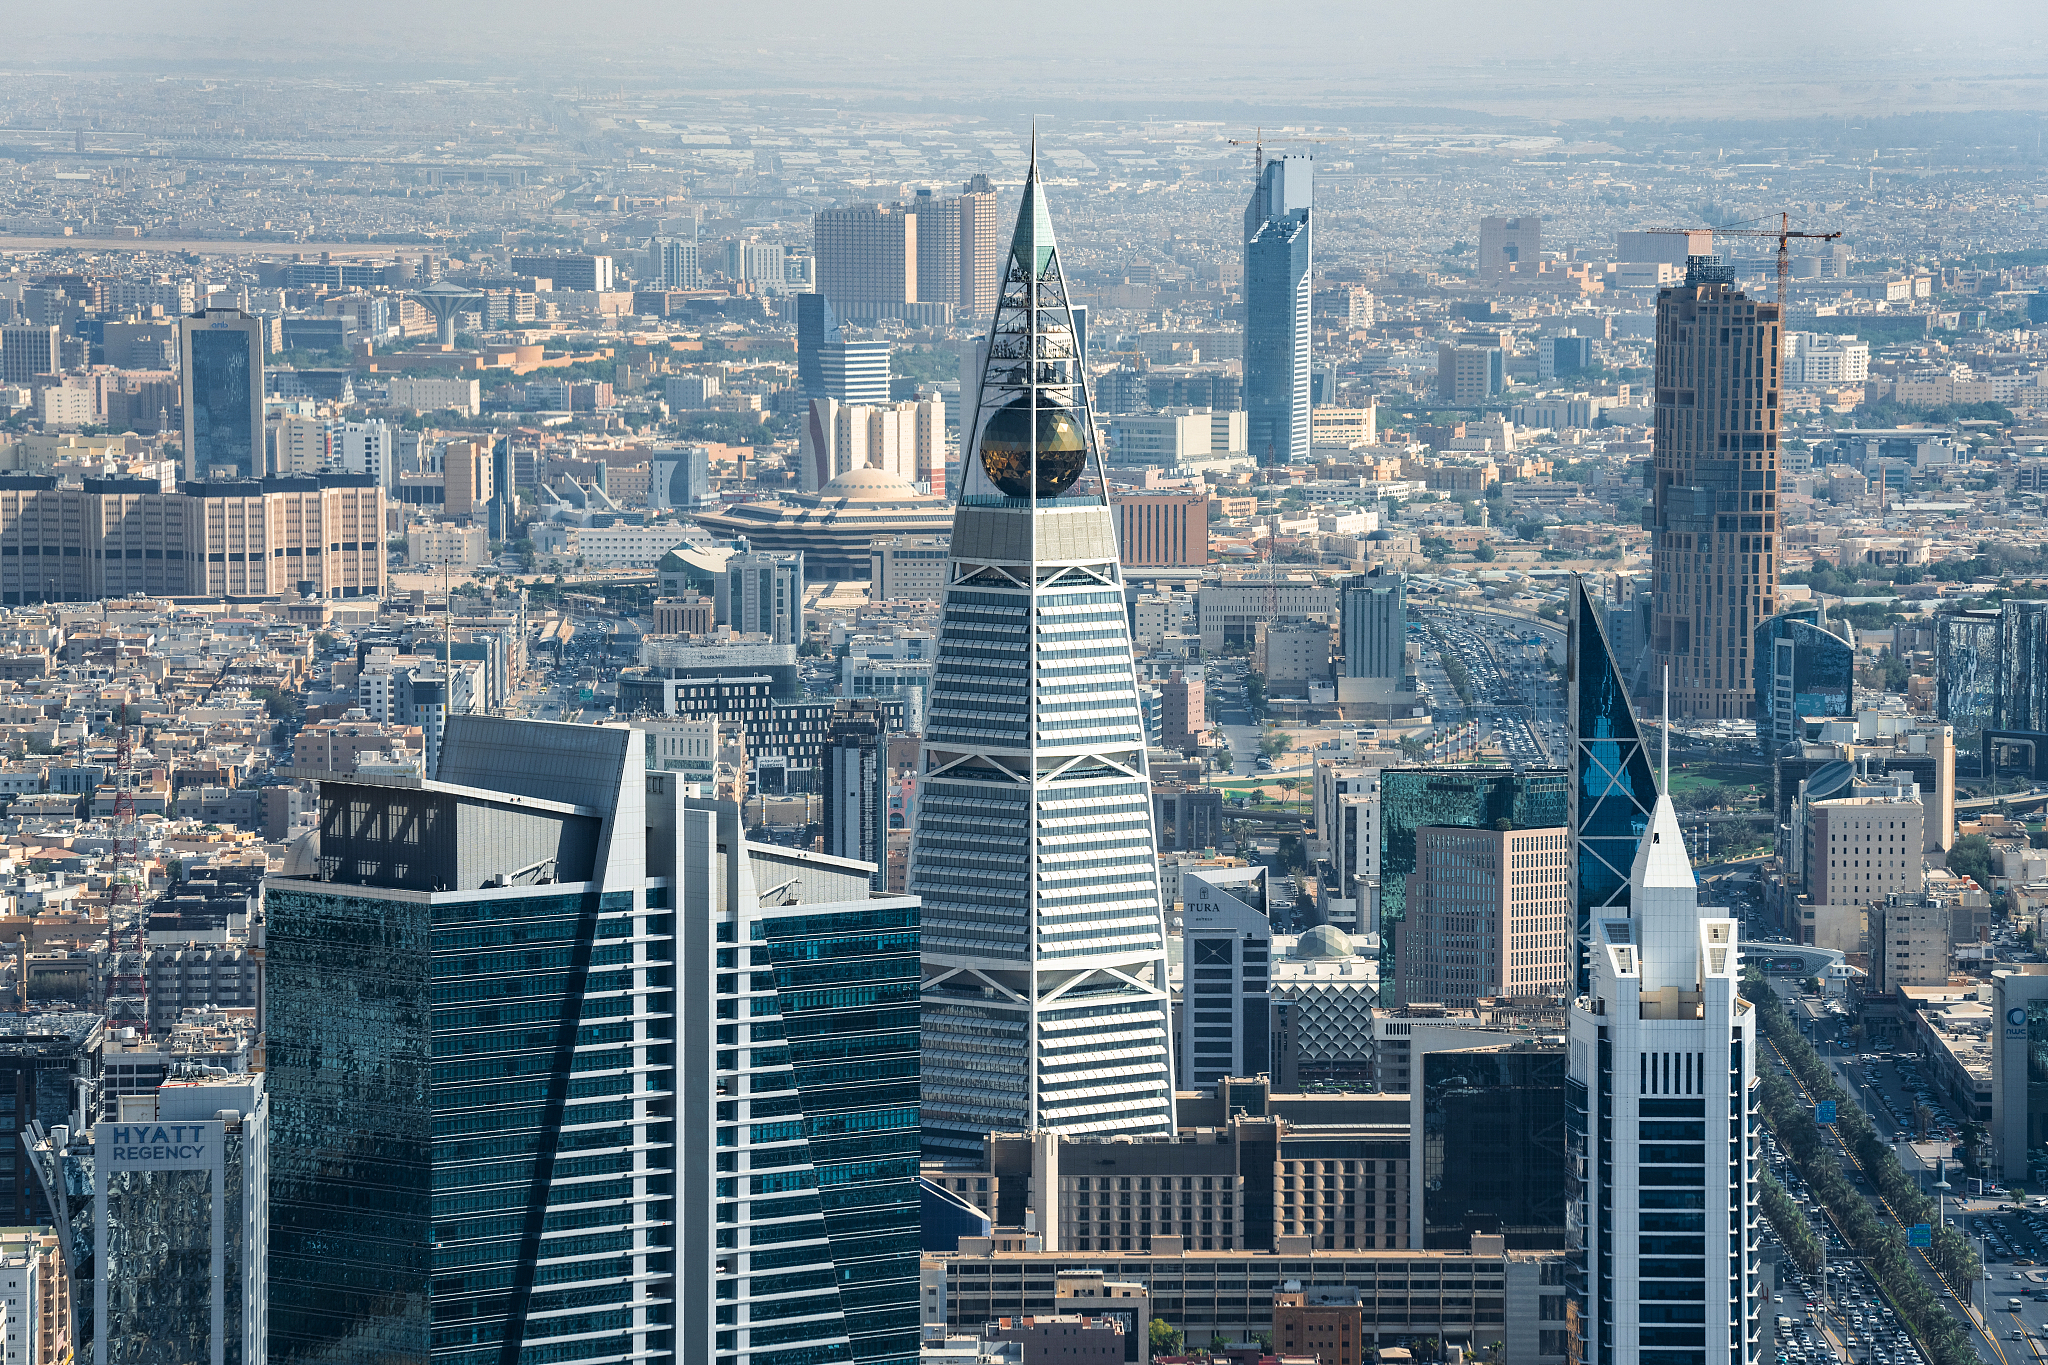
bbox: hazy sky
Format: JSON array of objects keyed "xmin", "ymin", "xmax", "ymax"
[{"xmin": 30, "ymin": 0, "xmax": 2048, "ymax": 119}]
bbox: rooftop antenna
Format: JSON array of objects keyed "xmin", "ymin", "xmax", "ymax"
[{"xmin": 1661, "ymin": 664, "xmax": 1671, "ymax": 796}]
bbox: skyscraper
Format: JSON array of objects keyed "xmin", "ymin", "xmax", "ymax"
[
  {"xmin": 823, "ymin": 699, "xmax": 889, "ymax": 890},
  {"xmin": 1341, "ymin": 567, "xmax": 1405, "ymax": 678},
  {"xmin": 1243, "ymin": 155, "xmax": 1312, "ymax": 467},
  {"xmin": 1396, "ymin": 824, "xmax": 1572, "ymax": 1007},
  {"xmin": 719, "ymin": 545, "xmax": 804, "ymax": 643},
  {"xmin": 1567, "ymin": 578, "xmax": 1660, "ymax": 992},
  {"xmin": 958, "ymin": 174, "xmax": 1002, "ymax": 316},
  {"xmin": 911, "ymin": 145, "xmax": 1175, "ymax": 1158},
  {"xmin": 1647, "ymin": 256, "xmax": 1782, "ymax": 720},
  {"xmin": 797, "ymin": 292, "xmax": 843, "ymax": 397},
  {"xmin": 1567, "ymin": 789, "xmax": 1758, "ymax": 1365},
  {"xmin": 656, "ymin": 232, "xmax": 702, "ymax": 289},
  {"xmin": 814, "ymin": 204, "xmax": 918, "ymax": 312},
  {"xmin": 180, "ymin": 308, "xmax": 265, "ymax": 481}
]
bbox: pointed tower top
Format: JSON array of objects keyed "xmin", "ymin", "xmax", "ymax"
[
  {"xmin": 1631, "ymin": 791, "xmax": 1697, "ymax": 893},
  {"xmin": 1010, "ymin": 134, "xmax": 1058, "ymax": 280}
]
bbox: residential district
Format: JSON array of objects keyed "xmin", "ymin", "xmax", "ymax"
[{"xmin": 0, "ymin": 69, "xmax": 2047, "ymax": 1365}]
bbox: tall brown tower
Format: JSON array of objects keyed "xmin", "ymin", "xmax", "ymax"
[{"xmin": 1649, "ymin": 256, "xmax": 1782, "ymax": 720}]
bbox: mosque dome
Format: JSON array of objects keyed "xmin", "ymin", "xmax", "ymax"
[{"xmin": 1292, "ymin": 924, "xmax": 1357, "ymax": 960}]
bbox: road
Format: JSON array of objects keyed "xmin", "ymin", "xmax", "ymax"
[{"xmin": 1413, "ymin": 604, "xmax": 1566, "ymax": 765}]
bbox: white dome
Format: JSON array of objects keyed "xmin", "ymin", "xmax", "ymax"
[{"xmin": 820, "ymin": 467, "xmax": 920, "ymax": 501}]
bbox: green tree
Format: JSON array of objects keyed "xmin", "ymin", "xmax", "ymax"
[
  {"xmin": 1149, "ymin": 1320, "xmax": 1183, "ymax": 1357},
  {"xmin": 1515, "ymin": 520, "xmax": 1545, "ymax": 542},
  {"xmin": 1260, "ymin": 732, "xmax": 1294, "ymax": 760},
  {"xmin": 1473, "ymin": 541, "xmax": 1497, "ymax": 562},
  {"xmin": 1420, "ymin": 535, "xmax": 1452, "ymax": 561},
  {"xmin": 1949, "ymin": 832, "xmax": 1994, "ymax": 889}
]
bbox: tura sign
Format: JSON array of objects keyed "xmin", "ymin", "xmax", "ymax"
[{"xmin": 104, "ymin": 1121, "xmax": 222, "ymax": 1169}]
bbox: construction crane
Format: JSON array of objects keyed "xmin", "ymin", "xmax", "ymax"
[
  {"xmin": 1227, "ymin": 129, "xmax": 1354, "ymax": 171},
  {"xmin": 1642, "ymin": 213, "xmax": 1842, "ymax": 306}
]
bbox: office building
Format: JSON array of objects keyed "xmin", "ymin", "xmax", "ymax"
[
  {"xmin": 509, "ymin": 252, "xmax": 615, "ymax": 291},
  {"xmin": 1754, "ymin": 608, "xmax": 1854, "ymax": 750},
  {"xmin": 1991, "ymin": 967, "xmax": 2048, "ymax": 1183},
  {"xmin": 1273, "ymin": 1286, "xmax": 1364, "ymax": 1365},
  {"xmin": 1315, "ymin": 766, "xmax": 1379, "ymax": 934},
  {"xmin": 1648, "ymin": 257, "xmax": 1783, "ymax": 720},
  {"xmin": 824, "ymin": 698, "xmax": 890, "ymax": 889},
  {"xmin": 681, "ymin": 799, "xmax": 922, "ymax": 1365},
  {"xmin": 1177, "ymin": 868, "xmax": 1273, "ymax": 1088},
  {"xmin": 1568, "ymin": 791, "xmax": 1758, "ymax": 1365},
  {"xmin": 1242, "ymin": 155, "xmax": 1313, "ymax": 466},
  {"xmin": 1479, "ymin": 216, "xmax": 1542, "ymax": 281},
  {"xmin": 1935, "ymin": 609, "xmax": 1999, "ymax": 746},
  {"xmin": 1567, "ymin": 579, "xmax": 1661, "ymax": 990},
  {"xmin": 0, "ymin": 1016, "xmax": 103, "ymax": 1226},
  {"xmin": 0, "ymin": 1227, "xmax": 66, "ymax": 1365},
  {"xmin": 801, "ymin": 396, "xmax": 945, "ymax": 494},
  {"xmin": 443, "ymin": 437, "xmax": 493, "ymax": 521},
  {"xmin": 869, "ymin": 534, "xmax": 950, "ymax": 603},
  {"xmin": 1539, "ymin": 334, "xmax": 1593, "ymax": 381},
  {"xmin": 691, "ymin": 473, "xmax": 952, "ymax": 580},
  {"xmin": 1436, "ymin": 345, "xmax": 1502, "ymax": 404},
  {"xmin": 913, "ymin": 152, "xmax": 1175, "ymax": 1158},
  {"xmin": 1159, "ymin": 669, "xmax": 1204, "ymax": 754},
  {"xmin": 1112, "ymin": 491, "xmax": 1209, "ymax": 567},
  {"xmin": 1267, "ymin": 928, "xmax": 1378, "ymax": 1088},
  {"xmin": 650, "ymin": 446, "xmax": 713, "ymax": 513},
  {"xmin": 719, "ymin": 546, "xmax": 804, "ymax": 643},
  {"xmin": 656, "ymin": 233, "xmax": 702, "ymax": 290},
  {"xmin": 83, "ymin": 1073, "xmax": 268, "ymax": 1365},
  {"xmin": 815, "ymin": 204, "xmax": 918, "ymax": 311},
  {"xmin": 957, "ymin": 175, "xmax": 1002, "ymax": 316},
  {"xmin": 724, "ymin": 240, "xmax": 788, "ymax": 294},
  {"xmin": 1805, "ymin": 787, "xmax": 1925, "ymax": 911},
  {"xmin": 1376, "ymin": 768, "xmax": 1567, "ymax": 1001},
  {"xmin": 1784, "ymin": 333, "xmax": 1870, "ymax": 386},
  {"xmin": 1869, "ymin": 893, "xmax": 1950, "ymax": 991},
  {"xmin": 181, "ymin": 309, "xmax": 266, "ymax": 481},
  {"xmin": 1417, "ymin": 1041, "xmax": 1568, "ymax": 1250},
  {"xmin": 1340, "ymin": 568, "xmax": 1404, "ymax": 679},
  {"xmin": 1396, "ymin": 825, "xmax": 1572, "ymax": 1008},
  {"xmin": 797, "ymin": 294, "xmax": 844, "ymax": 398},
  {"xmin": 0, "ymin": 325, "xmax": 60, "ymax": 385},
  {"xmin": 820, "ymin": 343, "xmax": 894, "ymax": 407}
]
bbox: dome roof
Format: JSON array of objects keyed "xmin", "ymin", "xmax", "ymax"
[
  {"xmin": 820, "ymin": 467, "xmax": 920, "ymax": 501},
  {"xmin": 1292, "ymin": 924, "xmax": 1356, "ymax": 960}
]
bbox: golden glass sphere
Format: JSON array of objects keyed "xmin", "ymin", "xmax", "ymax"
[{"xmin": 977, "ymin": 398, "xmax": 1088, "ymax": 499}]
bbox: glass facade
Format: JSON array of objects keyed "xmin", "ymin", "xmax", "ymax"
[
  {"xmin": 187, "ymin": 328, "xmax": 259, "ymax": 479},
  {"xmin": 1376, "ymin": 767, "xmax": 1567, "ymax": 999},
  {"xmin": 1936, "ymin": 610, "xmax": 1999, "ymax": 748},
  {"xmin": 1243, "ymin": 156, "xmax": 1313, "ymax": 467},
  {"xmin": 750, "ymin": 900, "xmax": 922, "ymax": 1365},
  {"xmin": 0, "ymin": 1017, "xmax": 102, "ymax": 1226},
  {"xmin": 1420, "ymin": 1046, "xmax": 1568, "ymax": 1249},
  {"xmin": 1568, "ymin": 582, "xmax": 1658, "ymax": 992},
  {"xmin": 267, "ymin": 883, "xmax": 670, "ymax": 1365},
  {"xmin": 1752, "ymin": 611, "xmax": 1853, "ymax": 749}
]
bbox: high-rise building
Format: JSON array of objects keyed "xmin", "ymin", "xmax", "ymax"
[
  {"xmin": 508, "ymin": 252, "xmax": 615, "ymax": 292},
  {"xmin": 180, "ymin": 308, "xmax": 265, "ymax": 481},
  {"xmin": 724, "ymin": 240, "xmax": 788, "ymax": 294},
  {"xmin": 824, "ymin": 698, "xmax": 889, "ymax": 889},
  {"xmin": 1934, "ymin": 609, "xmax": 1999, "ymax": 746},
  {"xmin": 0, "ymin": 1015, "xmax": 103, "ymax": 1225},
  {"xmin": 1243, "ymin": 155, "xmax": 1313, "ymax": 467},
  {"xmin": 78, "ymin": 1073, "xmax": 269, "ymax": 1365},
  {"xmin": 1753, "ymin": 608, "xmax": 1854, "ymax": 750},
  {"xmin": 1567, "ymin": 791, "xmax": 1758, "ymax": 1365},
  {"xmin": 656, "ymin": 233, "xmax": 702, "ymax": 289},
  {"xmin": 1648, "ymin": 256, "xmax": 1783, "ymax": 720},
  {"xmin": 1478, "ymin": 216, "xmax": 1542, "ymax": 281},
  {"xmin": 443, "ymin": 437, "xmax": 493, "ymax": 521},
  {"xmin": 958, "ymin": 175, "xmax": 1002, "ymax": 316},
  {"xmin": 1567, "ymin": 578, "xmax": 1660, "ymax": 992},
  {"xmin": 814, "ymin": 204, "xmax": 918, "ymax": 311},
  {"xmin": 1177, "ymin": 867, "xmax": 1273, "ymax": 1089},
  {"xmin": 912, "ymin": 150, "xmax": 1175, "ymax": 1158},
  {"xmin": 719, "ymin": 546, "xmax": 805, "ymax": 644},
  {"xmin": 264, "ymin": 719, "xmax": 675, "ymax": 1365},
  {"xmin": 1540, "ymin": 334, "xmax": 1593, "ymax": 381},
  {"xmin": 797, "ymin": 293, "xmax": 842, "ymax": 398},
  {"xmin": 1436, "ymin": 345, "xmax": 1502, "ymax": 403},
  {"xmin": 0, "ymin": 325, "xmax": 60, "ymax": 384},
  {"xmin": 1112, "ymin": 490, "xmax": 1210, "ymax": 567},
  {"xmin": 1340, "ymin": 568, "xmax": 1405, "ymax": 679},
  {"xmin": 1417, "ymin": 1041, "xmax": 1568, "ymax": 1249},
  {"xmin": 799, "ymin": 396, "xmax": 944, "ymax": 494},
  {"xmin": 650, "ymin": 446, "xmax": 713, "ymax": 512},
  {"xmin": 1395, "ymin": 824, "xmax": 1572, "ymax": 1007},
  {"xmin": 1376, "ymin": 769, "xmax": 1567, "ymax": 1002},
  {"xmin": 913, "ymin": 188, "xmax": 963, "ymax": 308}
]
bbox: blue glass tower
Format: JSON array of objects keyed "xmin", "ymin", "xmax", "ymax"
[
  {"xmin": 1566, "ymin": 577, "xmax": 1659, "ymax": 992},
  {"xmin": 179, "ymin": 308, "xmax": 264, "ymax": 481},
  {"xmin": 1753, "ymin": 608, "xmax": 1854, "ymax": 750},
  {"xmin": 911, "ymin": 142, "xmax": 1175, "ymax": 1157},
  {"xmin": 1242, "ymin": 154, "xmax": 1312, "ymax": 467}
]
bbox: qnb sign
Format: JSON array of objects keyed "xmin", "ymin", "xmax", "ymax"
[{"xmin": 104, "ymin": 1121, "xmax": 223, "ymax": 1170}]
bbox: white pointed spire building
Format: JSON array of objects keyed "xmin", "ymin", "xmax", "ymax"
[
  {"xmin": 1567, "ymin": 774, "xmax": 1759, "ymax": 1365},
  {"xmin": 910, "ymin": 144, "xmax": 1176, "ymax": 1157}
]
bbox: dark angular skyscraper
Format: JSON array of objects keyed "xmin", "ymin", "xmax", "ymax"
[
  {"xmin": 1242, "ymin": 154, "xmax": 1312, "ymax": 467},
  {"xmin": 1754, "ymin": 607, "xmax": 1854, "ymax": 749},
  {"xmin": 179, "ymin": 307, "xmax": 264, "ymax": 480},
  {"xmin": 1567, "ymin": 577, "xmax": 1659, "ymax": 991}
]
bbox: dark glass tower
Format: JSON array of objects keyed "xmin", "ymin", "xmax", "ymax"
[
  {"xmin": 1420, "ymin": 1041, "xmax": 1568, "ymax": 1249},
  {"xmin": 911, "ymin": 143, "xmax": 1174, "ymax": 1157},
  {"xmin": 1753, "ymin": 608, "xmax": 1854, "ymax": 749},
  {"xmin": 1566, "ymin": 577, "xmax": 1659, "ymax": 992},
  {"xmin": 1242, "ymin": 155, "xmax": 1312, "ymax": 467}
]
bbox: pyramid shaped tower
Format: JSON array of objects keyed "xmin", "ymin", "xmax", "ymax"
[{"xmin": 911, "ymin": 145, "xmax": 1176, "ymax": 1157}]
